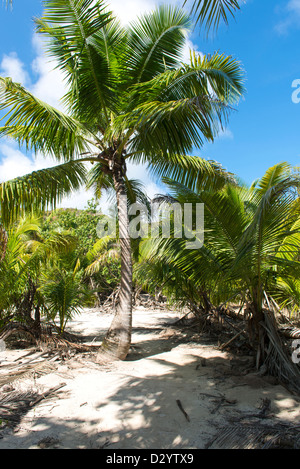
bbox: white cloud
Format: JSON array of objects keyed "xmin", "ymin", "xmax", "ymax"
[
  {"xmin": 127, "ymin": 161, "xmax": 164, "ymax": 199},
  {"xmin": 217, "ymin": 127, "xmax": 234, "ymax": 140},
  {"xmin": 287, "ymin": 0, "xmax": 300, "ymax": 15},
  {"xmin": 30, "ymin": 54, "xmax": 65, "ymax": 109},
  {"xmin": 107, "ymin": 0, "xmax": 191, "ymax": 25},
  {"xmin": 30, "ymin": 34, "xmax": 67, "ymax": 109},
  {"xmin": 57, "ymin": 187, "xmax": 96, "ymax": 210},
  {"xmin": 181, "ymin": 37, "xmax": 204, "ymax": 64},
  {"xmin": 0, "ymin": 144, "xmax": 37, "ymax": 181},
  {"xmin": 108, "ymin": 0, "xmax": 157, "ymax": 24},
  {"xmin": 0, "ymin": 52, "xmax": 29, "ymax": 84},
  {"xmin": 0, "ymin": 142, "xmax": 58, "ymax": 182},
  {"xmin": 275, "ymin": 0, "xmax": 300, "ymax": 34},
  {"xmin": 0, "ymin": 35, "xmax": 66, "ymax": 110}
]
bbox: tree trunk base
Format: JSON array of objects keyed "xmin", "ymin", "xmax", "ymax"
[
  {"xmin": 96, "ymin": 316, "xmax": 132, "ymax": 362},
  {"xmin": 96, "ymin": 341, "xmax": 130, "ymax": 363}
]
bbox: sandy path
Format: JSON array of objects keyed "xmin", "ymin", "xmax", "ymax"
[{"xmin": 0, "ymin": 306, "xmax": 299, "ymax": 449}]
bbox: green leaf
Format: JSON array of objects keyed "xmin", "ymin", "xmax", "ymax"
[
  {"xmin": 0, "ymin": 77, "xmax": 91, "ymax": 160},
  {"xmin": 0, "ymin": 161, "xmax": 87, "ymax": 226},
  {"xmin": 35, "ymin": 0, "xmax": 115, "ymax": 122},
  {"xmin": 124, "ymin": 5, "xmax": 190, "ymax": 85},
  {"xmin": 185, "ymin": 0, "xmax": 241, "ymax": 33}
]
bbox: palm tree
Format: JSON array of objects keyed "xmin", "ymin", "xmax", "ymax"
[
  {"xmin": 0, "ymin": 215, "xmax": 80, "ymax": 329},
  {"xmin": 0, "ymin": 0, "xmax": 244, "ymax": 360},
  {"xmin": 39, "ymin": 264, "xmax": 94, "ymax": 333},
  {"xmin": 0, "ymin": 217, "xmax": 41, "ymax": 324},
  {"xmin": 146, "ymin": 163, "xmax": 300, "ymax": 319},
  {"xmin": 139, "ymin": 162, "xmax": 300, "ymax": 387}
]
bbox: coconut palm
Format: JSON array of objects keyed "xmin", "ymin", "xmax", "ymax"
[
  {"xmin": 138, "ymin": 162, "xmax": 300, "ymax": 385},
  {"xmin": 0, "ymin": 215, "xmax": 80, "ymax": 331},
  {"xmin": 0, "ymin": 0, "xmax": 244, "ymax": 360},
  {"xmin": 142, "ymin": 163, "xmax": 300, "ymax": 318},
  {"xmin": 39, "ymin": 263, "xmax": 94, "ymax": 333},
  {"xmin": 0, "ymin": 217, "xmax": 41, "ymax": 323}
]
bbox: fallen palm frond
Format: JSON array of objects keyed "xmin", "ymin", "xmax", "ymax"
[
  {"xmin": 0, "ymin": 358, "xmax": 57, "ymax": 387},
  {"xmin": 38, "ymin": 334, "xmax": 98, "ymax": 353},
  {"xmin": 0, "ymin": 389, "xmax": 41, "ymax": 424},
  {"xmin": 0, "ymin": 322, "xmax": 35, "ymax": 344},
  {"xmin": 207, "ymin": 422, "xmax": 300, "ymax": 449},
  {"xmin": 172, "ymin": 302, "xmax": 300, "ymax": 393},
  {"xmin": 99, "ymin": 287, "xmax": 166, "ymax": 314},
  {"xmin": 260, "ymin": 310, "xmax": 300, "ymax": 394},
  {"xmin": 0, "ymin": 321, "xmax": 98, "ymax": 353},
  {"xmin": 278, "ymin": 325, "xmax": 300, "ymax": 339},
  {"xmin": 0, "ymin": 383, "xmax": 66, "ymax": 430}
]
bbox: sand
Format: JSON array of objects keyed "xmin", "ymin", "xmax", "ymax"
[{"xmin": 0, "ymin": 305, "xmax": 299, "ymax": 449}]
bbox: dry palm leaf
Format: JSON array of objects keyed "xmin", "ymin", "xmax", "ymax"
[
  {"xmin": 262, "ymin": 311, "xmax": 300, "ymax": 393},
  {"xmin": 0, "ymin": 360, "xmax": 57, "ymax": 386},
  {"xmin": 0, "ymin": 383, "xmax": 66, "ymax": 428},
  {"xmin": 207, "ymin": 423, "xmax": 299, "ymax": 449},
  {"xmin": 278, "ymin": 325, "xmax": 300, "ymax": 339},
  {"xmin": 0, "ymin": 389, "xmax": 41, "ymax": 423}
]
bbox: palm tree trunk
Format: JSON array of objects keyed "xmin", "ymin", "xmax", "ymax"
[
  {"xmin": 0, "ymin": 225, "xmax": 8, "ymax": 263},
  {"xmin": 99, "ymin": 160, "xmax": 133, "ymax": 360}
]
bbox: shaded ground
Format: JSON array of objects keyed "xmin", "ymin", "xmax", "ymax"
[{"xmin": 0, "ymin": 306, "xmax": 299, "ymax": 449}]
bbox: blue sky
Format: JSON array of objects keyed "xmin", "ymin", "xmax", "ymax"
[
  {"xmin": 195, "ymin": 0, "xmax": 300, "ymax": 185},
  {"xmin": 0, "ymin": 0, "xmax": 299, "ymax": 208}
]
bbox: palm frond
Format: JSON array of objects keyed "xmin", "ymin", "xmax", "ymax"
[
  {"xmin": 85, "ymin": 235, "xmax": 119, "ymax": 275},
  {"xmin": 129, "ymin": 51, "xmax": 245, "ymax": 108},
  {"xmin": 86, "ymin": 161, "xmax": 113, "ymax": 199},
  {"xmin": 36, "ymin": 0, "xmax": 115, "ymax": 122},
  {"xmin": 117, "ymin": 52, "xmax": 244, "ymax": 158},
  {"xmin": 120, "ymin": 96, "xmax": 230, "ymax": 157},
  {"xmin": 0, "ymin": 77, "xmax": 91, "ymax": 160},
  {"xmin": 0, "ymin": 161, "xmax": 87, "ymax": 226},
  {"xmin": 149, "ymin": 155, "xmax": 236, "ymax": 192},
  {"xmin": 124, "ymin": 5, "xmax": 190, "ymax": 85},
  {"xmin": 185, "ymin": 0, "xmax": 241, "ymax": 33}
]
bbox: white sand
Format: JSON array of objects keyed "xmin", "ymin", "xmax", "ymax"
[{"xmin": 0, "ymin": 306, "xmax": 299, "ymax": 449}]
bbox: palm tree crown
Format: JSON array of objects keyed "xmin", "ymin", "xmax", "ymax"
[{"xmin": 0, "ymin": 0, "xmax": 245, "ymax": 359}]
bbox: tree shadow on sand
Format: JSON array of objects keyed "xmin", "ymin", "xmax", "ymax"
[
  {"xmin": 1, "ymin": 322, "xmax": 298, "ymax": 449},
  {"xmin": 0, "ymin": 353, "xmax": 235, "ymax": 449}
]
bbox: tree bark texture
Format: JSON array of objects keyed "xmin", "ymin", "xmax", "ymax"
[{"xmin": 100, "ymin": 160, "xmax": 133, "ymax": 360}]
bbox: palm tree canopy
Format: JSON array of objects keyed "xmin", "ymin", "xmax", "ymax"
[
  {"xmin": 138, "ymin": 162, "xmax": 300, "ymax": 312},
  {"xmin": 0, "ymin": 0, "xmax": 245, "ymax": 223}
]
